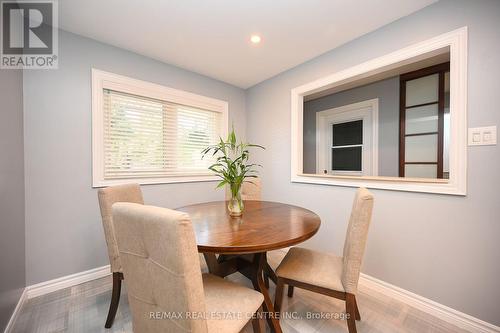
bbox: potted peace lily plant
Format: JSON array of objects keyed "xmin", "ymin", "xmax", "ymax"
[{"xmin": 202, "ymin": 128, "xmax": 264, "ymax": 217}]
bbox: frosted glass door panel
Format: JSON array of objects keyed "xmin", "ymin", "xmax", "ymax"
[
  {"xmin": 444, "ymin": 71, "xmax": 450, "ymax": 174},
  {"xmin": 405, "ymin": 104, "xmax": 438, "ymax": 134},
  {"xmin": 405, "ymin": 74, "xmax": 439, "ymax": 106},
  {"xmin": 405, "ymin": 164, "xmax": 437, "ymax": 178},
  {"xmin": 405, "ymin": 134, "xmax": 437, "ymax": 162}
]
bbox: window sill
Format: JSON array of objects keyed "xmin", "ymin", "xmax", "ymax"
[
  {"xmin": 299, "ymin": 173, "xmax": 448, "ymax": 183},
  {"xmin": 292, "ymin": 173, "xmax": 465, "ymax": 196},
  {"xmin": 92, "ymin": 175, "xmax": 219, "ymax": 188}
]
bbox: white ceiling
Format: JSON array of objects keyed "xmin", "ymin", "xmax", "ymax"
[{"xmin": 59, "ymin": 0, "xmax": 437, "ymax": 88}]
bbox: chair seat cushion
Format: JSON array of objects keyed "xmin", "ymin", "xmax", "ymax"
[
  {"xmin": 276, "ymin": 247, "xmax": 345, "ymax": 292},
  {"xmin": 203, "ymin": 273, "xmax": 263, "ymax": 333}
]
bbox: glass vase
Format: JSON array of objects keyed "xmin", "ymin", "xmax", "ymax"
[{"xmin": 228, "ymin": 185, "xmax": 244, "ymax": 217}]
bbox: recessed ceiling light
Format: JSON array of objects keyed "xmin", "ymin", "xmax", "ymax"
[{"xmin": 250, "ymin": 35, "xmax": 261, "ymax": 44}]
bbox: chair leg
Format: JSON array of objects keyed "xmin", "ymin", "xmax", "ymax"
[
  {"xmin": 251, "ymin": 306, "xmax": 264, "ymax": 333},
  {"xmin": 274, "ymin": 278, "xmax": 285, "ymax": 314},
  {"xmin": 264, "ymin": 270, "xmax": 270, "ymax": 288},
  {"xmin": 353, "ymin": 295, "xmax": 361, "ymax": 321},
  {"xmin": 105, "ymin": 272, "xmax": 122, "ymax": 328},
  {"xmin": 345, "ymin": 293, "xmax": 358, "ymax": 333},
  {"xmin": 287, "ymin": 285, "xmax": 294, "ymax": 297}
]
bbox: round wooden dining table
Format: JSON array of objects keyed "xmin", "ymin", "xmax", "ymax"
[{"xmin": 176, "ymin": 200, "xmax": 321, "ymax": 333}]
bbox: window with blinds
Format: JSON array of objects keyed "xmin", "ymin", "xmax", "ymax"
[
  {"xmin": 92, "ymin": 70, "xmax": 228, "ymax": 186},
  {"xmin": 101, "ymin": 89, "xmax": 222, "ymax": 181}
]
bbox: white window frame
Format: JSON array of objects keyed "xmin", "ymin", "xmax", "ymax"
[
  {"xmin": 316, "ymin": 99, "xmax": 379, "ymax": 176},
  {"xmin": 291, "ymin": 27, "xmax": 468, "ymax": 195},
  {"xmin": 92, "ymin": 69, "xmax": 229, "ymax": 187}
]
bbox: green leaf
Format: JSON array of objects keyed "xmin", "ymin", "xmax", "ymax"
[
  {"xmin": 201, "ymin": 127, "xmax": 265, "ymax": 190},
  {"xmin": 216, "ymin": 180, "xmax": 228, "ymax": 188}
]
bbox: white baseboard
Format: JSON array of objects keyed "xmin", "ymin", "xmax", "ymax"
[
  {"xmin": 5, "ymin": 261, "xmax": 499, "ymax": 333},
  {"xmin": 359, "ymin": 273, "xmax": 500, "ymax": 333},
  {"xmin": 279, "ymin": 247, "xmax": 498, "ymax": 332},
  {"xmin": 25, "ymin": 265, "xmax": 111, "ymax": 299},
  {"xmin": 3, "ymin": 288, "xmax": 27, "ymax": 333}
]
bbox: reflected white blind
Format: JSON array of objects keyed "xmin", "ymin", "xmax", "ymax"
[{"xmin": 103, "ymin": 89, "xmax": 221, "ymax": 179}]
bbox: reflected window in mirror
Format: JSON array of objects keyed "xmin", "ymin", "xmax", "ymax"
[
  {"xmin": 313, "ymin": 99, "xmax": 378, "ymax": 176},
  {"xmin": 331, "ymin": 120, "xmax": 363, "ymax": 173}
]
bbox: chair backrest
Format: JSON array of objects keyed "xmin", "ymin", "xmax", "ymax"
[
  {"xmin": 226, "ymin": 178, "xmax": 262, "ymax": 201},
  {"xmin": 242, "ymin": 178, "xmax": 262, "ymax": 201},
  {"xmin": 341, "ymin": 187, "xmax": 374, "ymax": 294},
  {"xmin": 98, "ymin": 183, "xmax": 144, "ymax": 272},
  {"xmin": 113, "ymin": 203, "xmax": 208, "ymax": 333}
]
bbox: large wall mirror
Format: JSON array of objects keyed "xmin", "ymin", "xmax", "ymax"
[{"xmin": 291, "ymin": 28, "xmax": 467, "ymax": 195}]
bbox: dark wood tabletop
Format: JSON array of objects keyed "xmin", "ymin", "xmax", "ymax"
[{"xmin": 177, "ymin": 200, "xmax": 321, "ymax": 254}]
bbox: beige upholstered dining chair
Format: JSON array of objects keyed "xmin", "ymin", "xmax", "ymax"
[
  {"xmin": 226, "ymin": 178, "xmax": 262, "ymax": 201},
  {"xmin": 274, "ymin": 187, "xmax": 374, "ymax": 333},
  {"xmin": 97, "ymin": 183, "xmax": 144, "ymax": 328},
  {"xmin": 112, "ymin": 202, "xmax": 264, "ymax": 333}
]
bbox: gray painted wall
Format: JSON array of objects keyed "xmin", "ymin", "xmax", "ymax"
[
  {"xmin": 303, "ymin": 77, "xmax": 399, "ymax": 176},
  {"xmin": 23, "ymin": 30, "xmax": 246, "ymax": 285},
  {"xmin": 246, "ymin": 0, "xmax": 500, "ymax": 326},
  {"xmin": 0, "ymin": 70, "xmax": 25, "ymax": 330}
]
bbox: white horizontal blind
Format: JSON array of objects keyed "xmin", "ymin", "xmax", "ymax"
[{"xmin": 103, "ymin": 89, "xmax": 221, "ymax": 179}]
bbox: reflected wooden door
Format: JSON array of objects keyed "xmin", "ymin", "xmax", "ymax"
[{"xmin": 399, "ymin": 62, "xmax": 450, "ymax": 179}]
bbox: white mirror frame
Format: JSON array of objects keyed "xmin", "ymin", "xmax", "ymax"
[{"xmin": 291, "ymin": 27, "xmax": 467, "ymax": 195}]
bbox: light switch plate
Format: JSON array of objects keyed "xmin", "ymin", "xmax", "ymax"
[{"xmin": 468, "ymin": 126, "xmax": 497, "ymax": 146}]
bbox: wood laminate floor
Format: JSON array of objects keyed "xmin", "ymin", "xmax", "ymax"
[{"xmin": 11, "ymin": 251, "xmax": 468, "ymax": 333}]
